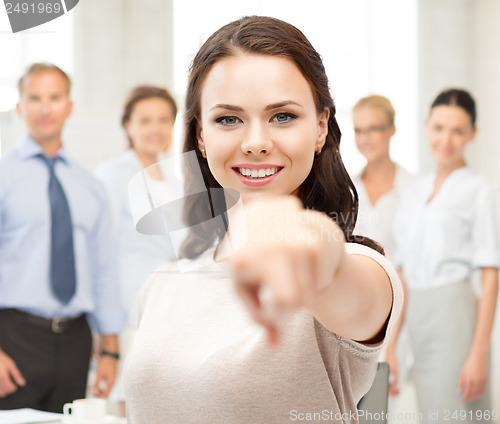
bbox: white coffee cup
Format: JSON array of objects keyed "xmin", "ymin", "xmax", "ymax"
[{"xmin": 63, "ymin": 398, "xmax": 107, "ymax": 423}]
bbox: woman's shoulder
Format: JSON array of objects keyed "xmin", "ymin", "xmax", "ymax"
[
  {"xmin": 342, "ymin": 242, "xmax": 403, "ymax": 349},
  {"xmin": 394, "ymin": 163, "xmax": 415, "ymax": 186},
  {"xmin": 344, "ymin": 242, "xmax": 400, "ymax": 292},
  {"xmin": 351, "ymin": 169, "xmax": 363, "ymax": 186},
  {"xmin": 460, "ymin": 167, "xmax": 497, "ymax": 188},
  {"xmin": 442, "ymin": 167, "xmax": 499, "ymax": 205},
  {"xmin": 397, "ymin": 171, "xmax": 433, "ymax": 202},
  {"xmin": 95, "ymin": 150, "xmax": 141, "ymax": 180}
]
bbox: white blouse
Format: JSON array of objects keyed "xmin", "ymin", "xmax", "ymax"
[
  {"xmin": 353, "ymin": 164, "xmax": 413, "ymax": 263},
  {"xmin": 95, "ymin": 150, "xmax": 184, "ymax": 327},
  {"xmin": 393, "ymin": 166, "xmax": 500, "ymax": 290}
]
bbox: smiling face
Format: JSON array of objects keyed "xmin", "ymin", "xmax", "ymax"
[
  {"xmin": 197, "ymin": 53, "xmax": 329, "ymax": 202},
  {"xmin": 125, "ymin": 97, "xmax": 176, "ymax": 158},
  {"xmin": 17, "ymin": 70, "xmax": 73, "ymax": 145},
  {"xmin": 352, "ymin": 106, "xmax": 394, "ymax": 163},
  {"xmin": 426, "ymin": 105, "xmax": 476, "ymax": 171}
]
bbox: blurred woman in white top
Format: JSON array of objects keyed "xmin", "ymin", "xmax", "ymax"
[
  {"xmin": 393, "ymin": 88, "xmax": 500, "ymax": 423},
  {"xmin": 351, "ymin": 95, "xmax": 412, "ymax": 401},
  {"xmin": 95, "ymin": 85, "xmax": 183, "ymax": 409},
  {"xmin": 352, "ymin": 95, "xmax": 412, "ymax": 262}
]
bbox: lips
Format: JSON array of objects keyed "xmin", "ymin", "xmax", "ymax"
[
  {"xmin": 36, "ymin": 120, "xmax": 54, "ymax": 126},
  {"xmin": 236, "ymin": 166, "xmax": 282, "ymax": 179},
  {"xmin": 232, "ymin": 164, "xmax": 283, "ymax": 186}
]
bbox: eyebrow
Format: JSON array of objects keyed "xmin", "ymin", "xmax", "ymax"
[
  {"xmin": 209, "ymin": 104, "xmax": 243, "ymax": 112},
  {"xmin": 209, "ymin": 100, "xmax": 303, "ymax": 113}
]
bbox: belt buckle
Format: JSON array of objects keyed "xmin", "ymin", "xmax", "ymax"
[{"xmin": 51, "ymin": 317, "xmax": 65, "ymax": 334}]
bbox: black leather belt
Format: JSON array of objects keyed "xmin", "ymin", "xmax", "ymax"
[{"xmin": 0, "ymin": 308, "xmax": 86, "ymax": 334}]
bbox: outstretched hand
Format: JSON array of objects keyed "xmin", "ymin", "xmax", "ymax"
[{"xmin": 232, "ymin": 196, "xmax": 345, "ymax": 344}]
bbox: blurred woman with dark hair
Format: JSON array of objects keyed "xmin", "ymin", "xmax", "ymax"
[{"xmin": 393, "ymin": 89, "xmax": 499, "ymax": 423}]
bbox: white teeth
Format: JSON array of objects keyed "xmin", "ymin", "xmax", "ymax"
[{"xmin": 237, "ymin": 167, "xmax": 280, "ymax": 179}]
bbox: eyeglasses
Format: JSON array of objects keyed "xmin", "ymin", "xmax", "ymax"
[{"xmin": 353, "ymin": 125, "xmax": 392, "ymax": 136}]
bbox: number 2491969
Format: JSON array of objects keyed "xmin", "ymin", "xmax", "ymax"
[{"xmin": 5, "ymin": 2, "xmax": 62, "ymax": 14}]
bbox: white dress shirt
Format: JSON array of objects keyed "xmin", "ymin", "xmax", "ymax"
[
  {"xmin": 393, "ymin": 166, "xmax": 500, "ymax": 290},
  {"xmin": 353, "ymin": 164, "xmax": 413, "ymax": 263}
]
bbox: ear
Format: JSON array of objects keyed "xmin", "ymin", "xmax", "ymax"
[
  {"xmin": 66, "ymin": 100, "xmax": 74, "ymax": 119},
  {"xmin": 123, "ymin": 120, "xmax": 131, "ymax": 138},
  {"xmin": 389, "ymin": 125, "xmax": 396, "ymax": 137},
  {"xmin": 315, "ymin": 107, "xmax": 330, "ymax": 153},
  {"xmin": 424, "ymin": 117, "xmax": 431, "ymax": 138},
  {"xmin": 470, "ymin": 126, "xmax": 478, "ymax": 142},
  {"xmin": 16, "ymin": 102, "xmax": 22, "ymax": 118},
  {"xmin": 196, "ymin": 120, "xmax": 205, "ymax": 154}
]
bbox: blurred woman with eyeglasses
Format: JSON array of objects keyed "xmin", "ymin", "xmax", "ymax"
[{"xmin": 351, "ymin": 94, "xmax": 413, "ymax": 405}]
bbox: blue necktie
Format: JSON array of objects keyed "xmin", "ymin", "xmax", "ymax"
[{"xmin": 40, "ymin": 155, "xmax": 77, "ymax": 304}]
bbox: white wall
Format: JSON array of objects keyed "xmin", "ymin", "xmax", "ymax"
[
  {"xmin": 471, "ymin": 1, "xmax": 500, "ymax": 417},
  {"xmin": 470, "ymin": 0, "xmax": 500, "ymax": 183},
  {"xmin": 418, "ymin": 0, "xmax": 500, "ymax": 183},
  {"xmin": 417, "ymin": 0, "xmax": 472, "ymax": 173}
]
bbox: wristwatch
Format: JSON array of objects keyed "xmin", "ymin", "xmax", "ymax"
[{"xmin": 101, "ymin": 350, "xmax": 120, "ymax": 360}]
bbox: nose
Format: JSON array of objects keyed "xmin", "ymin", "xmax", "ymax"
[
  {"xmin": 355, "ymin": 131, "xmax": 368, "ymax": 142},
  {"xmin": 39, "ymin": 100, "xmax": 50, "ymax": 114},
  {"xmin": 240, "ymin": 122, "xmax": 273, "ymax": 155},
  {"xmin": 151, "ymin": 120, "xmax": 163, "ymax": 134},
  {"xmin": 441, "ymin": 130, "xmax": 453, "ymax": 146}
]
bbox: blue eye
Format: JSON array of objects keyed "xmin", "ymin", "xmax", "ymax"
[
  {"xmin": 272, "ymin": 112, "xmax": 297, "ymax": 123},
  {"xmin": 215, "ymin": 116, "xmax": 241, "ymax": 126}
]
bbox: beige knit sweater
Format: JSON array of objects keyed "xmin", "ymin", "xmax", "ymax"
[{"xmin": 124, "ymin": 242, "xmax": 402, "ymax": 423}]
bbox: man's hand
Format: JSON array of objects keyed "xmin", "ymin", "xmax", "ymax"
[
  {"xmin": 92, "ymin": 334, "xmax": 119, "ymax": 398},
  {"xmin": 0, "ymin": 349, "xmax": 25, "ymax": 398},
  {"xmin": 92, "ymin": 355, "xmax": 117, "ymax": 398}
]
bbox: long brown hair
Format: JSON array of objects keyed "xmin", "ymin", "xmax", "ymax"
[{"xmin": 181, "ymin": 16, "xmax": 382, "ymax": 258}]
